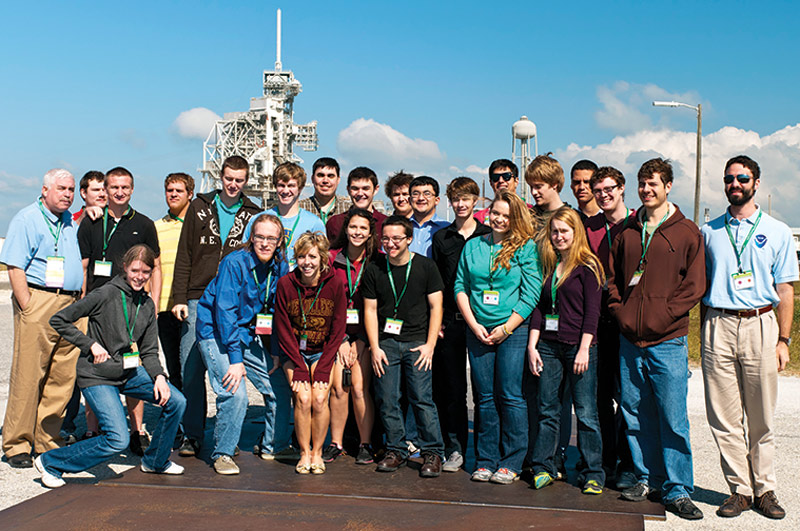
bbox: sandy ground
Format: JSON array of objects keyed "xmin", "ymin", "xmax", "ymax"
[{"xmin": 0, "ymin": 291, "xmax": 797, "ymax": 528}]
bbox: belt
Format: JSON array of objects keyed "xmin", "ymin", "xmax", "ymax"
[
  {"xmin": 716, "ymin": 305, "xmax": 772, "ymax": 318},
  {"xmin": 28, "ymin": 284, "xmax": 81, "ymax": 297}
]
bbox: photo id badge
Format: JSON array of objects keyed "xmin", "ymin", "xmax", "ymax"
[
  {"xmin": 255, "ymin": 313, "xmax": 273, "ymax": 335},
  {"xmin": 346, "ymin": 309, "xmax": 360, "ymax": 325},
  {"xmin": 383, "ymin": 318, "xmax": 403, "ymax": 335},
  {"xmin": 628, "ymin": 270, "xmax": 643, "ymax": 287},
  {"xmin": 45, "ymin": 256, "xmax": 65, "ymax": 288},
  {"xmin": 299, "ymin": 333, "xmax": 308, "ymax": 351},
  {"xmin": 94, "ymin": 260, "xmax": 112, "ymax": 277},
  {"xmin": 545, "ymin": 314, "xmax": 559, "ymax": 332},
  {"xmin": 123, "ymin": 342, "xmax": 140, "ymax": 369},
  {"xmin": 732, "ymin": 271, "xmax": 754, "ymax": 290},
  {"xmin": 482, "ymin": 290, "xmax": 500, "ymax": 306}
]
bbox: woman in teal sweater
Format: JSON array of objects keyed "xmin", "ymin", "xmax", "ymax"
[{"xmin": 454, "ymin": 190, "xmax": 541, "ymax": 484}]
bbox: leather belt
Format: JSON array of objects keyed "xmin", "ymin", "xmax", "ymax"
[
  {"xmin": 716, "ymin": 305, "xmax": 772, "ymax": 318},
  {"xmin": 28, "ymin": 284, "xmax": 81, "ymax": 297}
]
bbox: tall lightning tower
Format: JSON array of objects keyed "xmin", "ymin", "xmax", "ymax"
[{"xmin": 199, "ymin": 9, "xmax": 318, "ymax": 205}]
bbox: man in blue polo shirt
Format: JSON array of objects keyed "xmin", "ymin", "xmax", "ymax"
[
  {"xmin": 1, "ymin": 169, "xmax": 84, "ymax": 468},
  {"xmin": 701, "ymin": 155, "xmax": 798, "ymax": 520},
  {"xmin": 408, "ymin": 176, "xmax": 449, "ymax": 258}
]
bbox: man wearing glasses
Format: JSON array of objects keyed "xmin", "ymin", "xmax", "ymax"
[
  {"xmin": 475, "ymin": 159, "xmax": 529, "ymax": 224},
  {"xmin": 408, "ymin": 176, "xmax": 449, "ymax": 257},
  {"xmin": 699, "ymin": 155, "xmax": 797, "ymax": 520}
]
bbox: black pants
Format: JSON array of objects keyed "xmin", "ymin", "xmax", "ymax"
[
  {"xmin": 432, "ymin": 318, "xmax": 469, "ymax": 456},
  {"xmin": 158, "ymin": 311, "xmax": 183, "ymax": 390}
]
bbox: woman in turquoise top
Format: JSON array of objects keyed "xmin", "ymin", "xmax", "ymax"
[{"xmin": 454, "ymin": 190, "xmax": 541, "ymax": 484}]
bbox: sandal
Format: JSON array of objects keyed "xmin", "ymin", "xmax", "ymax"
[
  {"xmin": 310, "ymin": 462, "xmax": 326, "ymax": 475},
  {"xmin": 295, "ymin": 462, "xmax": 311, "ymax": 474}
]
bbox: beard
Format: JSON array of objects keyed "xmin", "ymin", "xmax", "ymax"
[{"xmin": 726, "ymin": 186, "xmax": 755, "ymax": 206}]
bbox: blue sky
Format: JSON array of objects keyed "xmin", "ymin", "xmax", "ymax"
[{"xmin": 3, "ymin": 0, "xmax": 800, "ymax": 234}]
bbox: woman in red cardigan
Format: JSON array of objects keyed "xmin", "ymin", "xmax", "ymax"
[{"xmin": 275, "ymin": 231, "xmax": 347, "ymax": 474}]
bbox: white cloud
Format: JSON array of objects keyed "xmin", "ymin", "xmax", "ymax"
[
  {"xmin": 594, "ymin": 82, "xmax": 703, "ymax": 134},
  {"xmin": 337, "ymin": 118, "xmax": 445, "ymax": 167},
  {"xmin": 173, "ymin": 107, "xmax": 222, "ymax": 139},
  {"xmin": 465, "ymin": 164, "xmax": 487, "ymax": 175}
]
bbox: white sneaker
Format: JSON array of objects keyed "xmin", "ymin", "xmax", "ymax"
[
  {"xmin": 442, "ymin": 451, "xmax": 464, "ymax": 473},
  {"xmin": 34, "ymin": 455, "xmax": 65, "ymax": 488},
  {"xmin": 140, "ymin": 460, "xmax": 185, "ymax": 475}
]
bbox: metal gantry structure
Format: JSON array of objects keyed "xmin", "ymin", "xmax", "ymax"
[{"xmin": 199, "ymin": 9, "xmax": 318, "ymax": 206}]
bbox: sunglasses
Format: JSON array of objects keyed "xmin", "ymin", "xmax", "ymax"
[
  {"xmin": 723, "ymin": 174, "xmax": 752, "ymax": 184},
  {"xmin": 490, "ymin": 172, "xmax": 515, "ymax": 183}
]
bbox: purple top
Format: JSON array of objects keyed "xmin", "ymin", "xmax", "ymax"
[{"xmin": 530, "ymin": 264, "xmax": 602, "ymax": 345}]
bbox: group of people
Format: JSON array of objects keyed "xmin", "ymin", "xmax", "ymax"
[{"xmin": 1, "ymin": 150, "xmax": 795, "ymax": 522}]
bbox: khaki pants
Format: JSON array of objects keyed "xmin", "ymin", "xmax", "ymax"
[
  {"xmin": 2, "ymin": 289, "xmax": 84, "ymax": 457},
  {"xmin": 701, "ymin": 307, "xmax": 778, "ymax": 497}
]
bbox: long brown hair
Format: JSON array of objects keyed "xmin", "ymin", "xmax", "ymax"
[
  {"xmin": 490, "ymin": 191, "xmax": 535, "ymax": 272},
  {"xmin": 539, "ymin": 207, "xmax": 604, "ymax": 287}
]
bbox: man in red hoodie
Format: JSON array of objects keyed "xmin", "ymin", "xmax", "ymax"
[{"xmin": 607, "ymin": 158, "xmax": 705, "ymax": 520}]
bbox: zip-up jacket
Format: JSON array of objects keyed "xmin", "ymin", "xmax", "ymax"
[
  {"xmin": 607, "ymin": 204, "xmax": 705, "ymax": 347},
  {"xmin": 172, "ymin": 191, "xmax": 260, "ymax": 305}
]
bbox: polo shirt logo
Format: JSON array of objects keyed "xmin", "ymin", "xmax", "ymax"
[{"xmin": 755, "ymin": 234, "xmax": 767, "ymax": 248}]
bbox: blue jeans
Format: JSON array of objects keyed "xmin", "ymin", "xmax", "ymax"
[
  {"xmin": 373, "ymin": 338, "xmax": 444, "ymax": 458},
  {"xmin": 40, "ymin": 367, "xmax": 186, "ymax": 477},
  {"xmin": 180, "ymin": 299, "xmax": 206, "ymax": 441},
  {"xmin": 467, "ymin": 327, "xmax": 528, "ymax": 474},
  {"xmin": 199, "ymin": 336, "xmax": 292, "ymax": 460},
  {"xmin": 619, "ymin": 334, "xmax": 693, "ymax": 502},
  {"xmin": 532, "ymin": 339, "xmax": 604, "ymax": 484}
]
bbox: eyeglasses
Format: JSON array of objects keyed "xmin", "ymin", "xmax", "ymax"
[
  {"xmin": 410, "ymin": 190, "xmax": 435, "ymax": 198},
  {"xmin": 723, "ymin": 174, "xmax": 752, "ymax": 184},
  {"xmin": 592, "ymin": 184, "xmax": 620, "ymax": 197},
  {"xmin": 380, "ymin": 236, "xmax": 409, "ymax": 245},
  {"xmin": 252, "ymin": 235, "xmax": 280, "ymax": 245},
  {"xmin": 490, "ymin": 172, "xmax": 515, "ymax": 184}
]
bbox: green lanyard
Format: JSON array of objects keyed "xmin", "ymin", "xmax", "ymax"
[
  {"xmin": 102, "ymin": 207, "xmax": 131, "ymax": 260},
  {"xmin": 120, "ymin": 290, "xmax": 142, "ymax": 344},
  {"xmin": 487, "ymin": 236, "xmax": 500, "ymax": 289},
  {"xmin": 169, "ymin": 212, "xmax": 184, "ymax": 223},
  {"xmin": 638, "ymin": 209, "xmax": 669, "ymax": 270},
  {"xmin": 312, "ymin": 197, "xmax": 336, "ymax": 225},
  {"xmin": 296, "ymin": 280, "xmax": 326, "ymax": 330},
  {"xmin": 724, "ymin": 209, "xmax": 762, "ymax": 273},
  {"xmin": 550, "ymin": 264, "xmax": 561, "ymax": 314},
  {"xmin": 387, "ymin": 257, "xmax": 413, "ymax": 318},
  {"xmin": 604, "ymin": 209, "xmax": 631, "ymax": 250},
  {"xmin": 345, "ymin": 254, "xmax": 365, "ymax": 300},
  {"xmin": 252, "ymin": 268, "xmax": 274, "ymax": 310},
  {"xmin": 38, "ymin": 199, "xmax": 63, "ymax": 254},
  {"xmin": 281, "ymin": 213, "xmax": 302, "ymax": 250}
]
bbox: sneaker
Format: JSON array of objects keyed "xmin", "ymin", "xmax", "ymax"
[
  {"xmin": 355, "ymin": 444, "xmax": 374, "ymax": 465},
  {"xmin": 322, "ymin": 444, "xmax": 345, "ymax": 463},
  {"xmin": 490, "ymin": 468, "xmax": 519, "ymax": 485},
  {"xmin": 442, "ymin": 451, "xmax": 464, "ymax": 473},
  {"xmin": 140, "ymin": 460, "xmax": 184, "ymax": 475},
  {"xmin": 754, "ymin": 491, "xmax": 786, "ymax": 520},
  {"xmin": 582, "ymin": 480, "xmax": 603, "ymax": 495},
  {"xmin": 213, "ymin": 455, "xmax": 239, "ymax": 475},
  {"xmin": 615, "ymin": 470, "xmax": 637, "ymax": 490},
  {"xmin": 34, "ymin": 455, "xmax": 65, "ymax": 488},
  {"xmin": 717, "ymin": 493, "xmax": 752, "ymax": 518},
  {"xmin": 665, "ymin": 497, "xmax": 704, "ymax": 520},
  {"xmin": 62, "ymin": 433, "xmax": 78, "ymax": 446},
  {"xmin": 129, "ymin": 430, "xmax": 150, "ymax": 457},
  {"xmin": 178, "ymin": 438, "xmax": 201, "ymax": 457},
  {"xmin": 406, "ymin": 441, "xmax": 420, "ymax": 458},
  {"xmin": 533, "ymin": 471, "xmax": 555, "ymax": 490},
  {"xmin": 471, "ymin": 467, "xmax": 493, "ymax": 482},
  {"xmin": 621, "ymin": 482, "xmax": 655, "ymax": 502}
]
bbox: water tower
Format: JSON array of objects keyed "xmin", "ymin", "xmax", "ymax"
[{"xmin": 511, "ymin": 116, "xmax": 537, "ymax": 202}]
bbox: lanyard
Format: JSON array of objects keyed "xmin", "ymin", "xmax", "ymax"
[
  {"xmin": 550, "ymin": 264, "xmax": 561, "ymax": 314},
  {"xmin": 638, "ymin": 209, "xmax": 669, "ymax": 270},
  {"xmin": 38, "ymin": 199, "xmax": 63, "ymax": 253},
  {"xmin": 120, "ymin": 290, "xmax": 142, "ymax": 344},
  {"xmin": 604, "ymin": 209, "xmax": 631, "ymax": 250},
  {"xmin": 102, "ymin": 207, "xmax": 131, "ymax": 260},
  {"xmin": 487, "ymin": 236, "xmax": 500, "ymax": 290},
  {"xmin": 296, "ymin": 280, "xmax": 326, "ymax": 330},
  {"xmin": 345, "ymin": 254, "xmax": 365, "ymax": 300},
  {"xmin": 724, "ymin": 210, "xmax": 762, "ymax": 273},
  {"xmin": 281, "ymin": 213, "xmax": 302, "ymax": 249},
  {"xmin": 169, "ymin": 212, "xmax": 184, "ymax": 223},
  {"xmin": 387, "ymin": 256, "xmax": 413, "ymax": 318},
  {"xmin": 311, "ymin": 197, "xmax": 336, "ymax": 225},
  {"xmin": 252, "ymin": 268, "xmax": 274, "ymax": 309}
]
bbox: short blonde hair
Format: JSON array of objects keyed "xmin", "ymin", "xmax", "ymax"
[
  {"xmin": 525, "ymin": 154, "xmax": 564, "ymax": 192},
  {"xmin": 293, "ymin": 231, "xmax": 330, "ymax": 274},
  {"xmin": 272, "ymin": 162, "xmax": 306, "ymax": 192}
]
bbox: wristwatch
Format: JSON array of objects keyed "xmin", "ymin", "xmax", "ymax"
[{"xmin": 778, "ymin": 336, "xmax": 792, "ymax": 346}]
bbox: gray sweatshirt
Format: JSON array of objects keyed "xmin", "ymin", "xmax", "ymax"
[{"xmin": 50, "ymin": 275, "xmax": 165, "ymax": 388}]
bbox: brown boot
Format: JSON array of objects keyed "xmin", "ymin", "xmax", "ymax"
[
  {"xmin": 716, "ymin": 493, "xmax": 752, "ymax": 517},
  {"xmin": 754, "ymin": 491, "xmax": 786, "ymax": 520}
]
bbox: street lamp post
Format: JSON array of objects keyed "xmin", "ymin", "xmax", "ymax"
[{"xmin": 652, "ymin": 100, "xmax": 702, "ymax": 224}]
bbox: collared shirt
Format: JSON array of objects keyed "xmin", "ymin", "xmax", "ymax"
[
  {"xmin": 702, "ymin": 206, "xmax": 799, "ymax": 310},
  {"xmin": 154, "ymin": 213, "xmax": 183, "ymax": 312},
  {"xmin": 244, "ymin": 207, "xmax": 325, "ymax": 268},
  {"xmin": 409, "ymin": 214, "xmax": 449, "ymax": 258},
  {"xmin": 1, "ymin": 200, "xmax": 83, "ymax": 290}
]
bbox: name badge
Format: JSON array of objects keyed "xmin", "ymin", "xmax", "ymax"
[
  {"xmin": 45, "ymin": 256, "xmax": 65, "ymax": 288},
  {"xmin": 384, "ymin": 318, "xmax": 403, "ymax": 335},
  {"xmin": 124, "ymin": 342, "xmax": 140, "ymax": 369},
  {"xmin": 299, "ymin": 333, "xmax": 308, "ymax": 351},
  {"xmin": 255, "ymin": 313, "xmax": 273, "ymax": 335},
  {"xmin": 628, "ymin": 270, "xmax": 643, "ymax": 287},
  {"xmin": 346, "ymin": 309, "xmax": 360, "ymax": 324},
  {"xmin": 94, "ymin": 260, "xmax": 113, "ymax": 277},
  {"xmin": 482, "ymin": 290, "xmax": 500, "ymax": 306},
  {"xmin": 732, "ymin": 271, "xmax": 754, "ymax": 291},
  {"xmin": 545, "ymin": 314, "xmax": 559, "ymax": 332},
  {"xmin": 288, "ymin": 259, "xmax": 296, "ymax": 271}
]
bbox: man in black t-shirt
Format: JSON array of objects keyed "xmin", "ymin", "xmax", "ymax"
[{"xmin": 362, "ymin": 216, "xmax": 445, "ymax": 478}]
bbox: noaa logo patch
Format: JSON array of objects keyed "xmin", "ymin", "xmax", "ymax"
[{"xmin": 755, "ymin": 234, "xmax": 767, "ymax": 248}]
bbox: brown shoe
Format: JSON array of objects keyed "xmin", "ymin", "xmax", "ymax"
[
  {"xmin": 376, "ymin": 451, "xmax": 406, "ymax": 472},
  {"xmin": 754, "ymin": 491, "xmax": 786, "ymax": 520},
  {"xmin": 419, "ymin": 453, "xmax": 442, "ymax": 478},
  {"xmin": 717, "ymin": 493, "xmax": 752, "ymax": 517}
]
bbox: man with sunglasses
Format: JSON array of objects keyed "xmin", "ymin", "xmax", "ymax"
[
  {"xmin": 699, "ymin": 155, "xmax": 797, "ymax": 520},
  {"xmin": 475, "ymin": 159, "xmax": 530, "ymax": 224}
]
